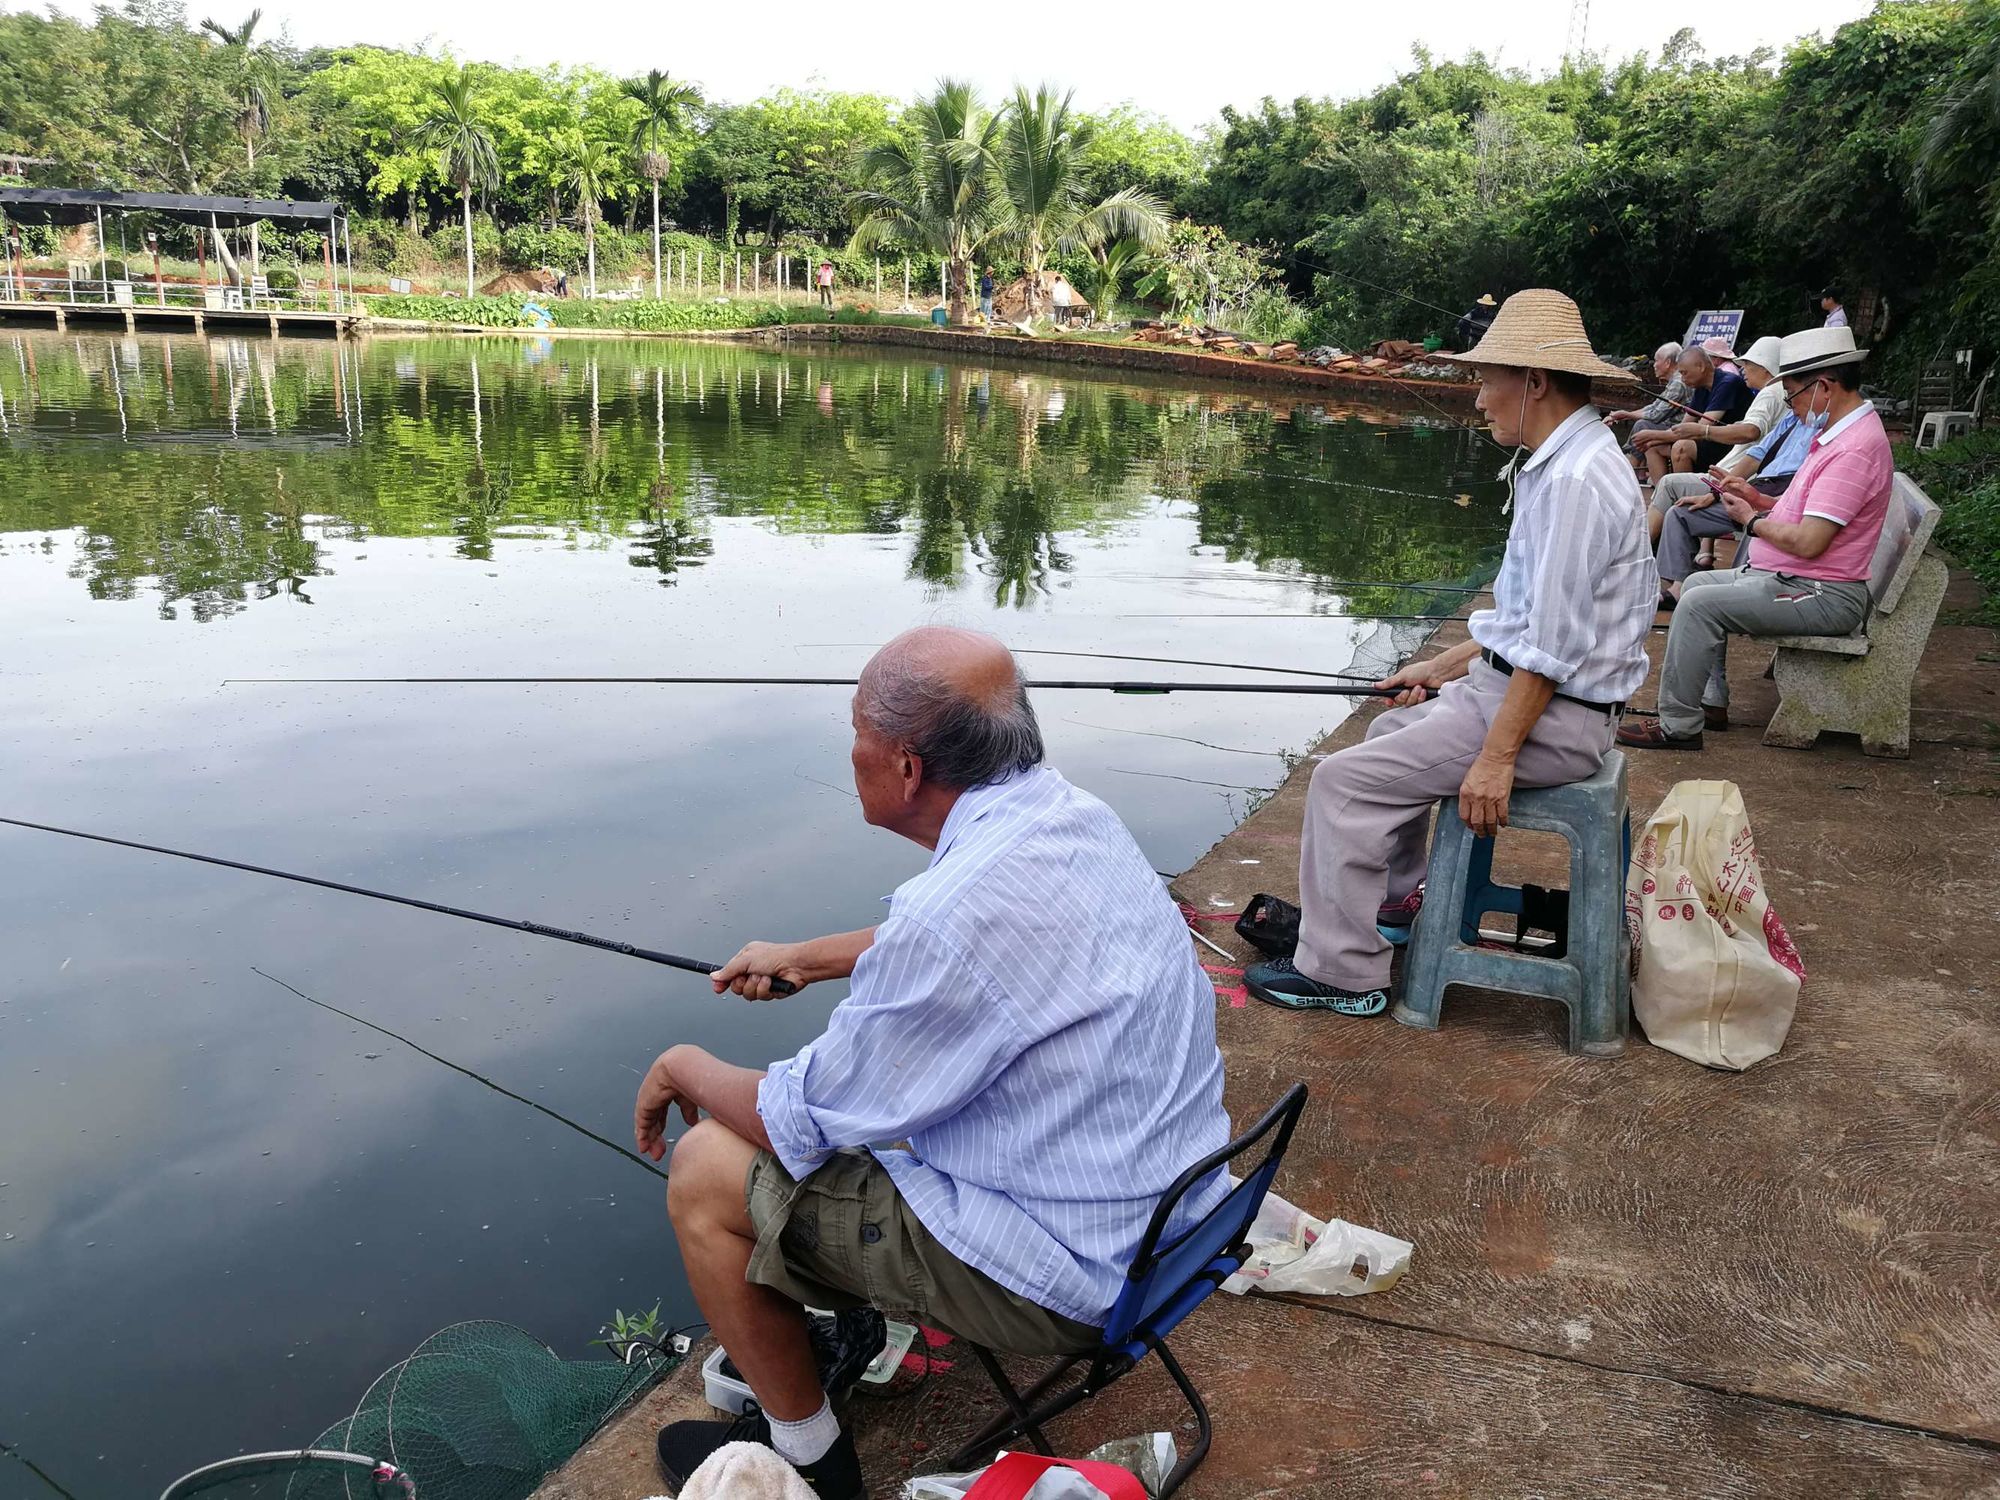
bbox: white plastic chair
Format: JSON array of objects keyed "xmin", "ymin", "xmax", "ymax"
[{"xmin": 1915, "ymin": 368, "xmax": 1990, "ymax": 451}]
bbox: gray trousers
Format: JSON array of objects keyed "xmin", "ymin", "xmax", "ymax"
[
  {"xmin": 1296, "ymin": 660, "xmax": 1617, "ymax": 990},
  {"xmin": 1658, "ymin": 567, "xmax": 1872, "ymax": 736},
  {"xmin": 1653, "ymin": 474, "xmax": 1742, "ymax": 583}
]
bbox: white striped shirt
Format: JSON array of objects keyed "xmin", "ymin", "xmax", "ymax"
[
  {"xmin": 757, "ymin": 765, "xmax": 1230, "ymax": 1326},
  {"xmin": 1470, "ymin": 405, "xmax": 1659, "ymax": 703}
]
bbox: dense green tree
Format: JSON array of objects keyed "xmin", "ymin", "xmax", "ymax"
[{"xmin": 1186, "ymin": 96, "xmax": 1346, "ymax": 280}]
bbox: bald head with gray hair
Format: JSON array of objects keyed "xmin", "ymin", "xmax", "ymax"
[
  {"xmin": 1677, "ymin": 345, "xmax": 1714, "ymax": 380},
  {"xmin": 855, "ymin": 626, "xmax": 1044, "ymax": 791}
]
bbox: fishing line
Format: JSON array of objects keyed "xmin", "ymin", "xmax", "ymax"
[
  {"xmin": 1275, "ymin": 249, "xmax": 1467, "ymax": 323},
  {"xmin": 0, "ymin": 815, "xmax": 793, "ymax": 994},
  {"xmin": 223, "ymin": 675, "xmax": 1396, "ymax": 697},
  {"xmin": 1221, "ymin": 466, "xmax": 1470, "ymax": 502},
  {"xmin": 0, "ymin": 1440, "xmax": 82, "ymax": 1500},
  {"xmin": 250, "ymin": 967, "xmax": 668, "ymax": 1181}
]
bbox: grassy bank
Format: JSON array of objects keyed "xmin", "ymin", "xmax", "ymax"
[
  {"xmin": 1899, "ymin": 430, "xmax": 2000, "ymax": 623},
  {"xmin": 361, "ymin": 293, "xmax": 938, "ymax": 334}
]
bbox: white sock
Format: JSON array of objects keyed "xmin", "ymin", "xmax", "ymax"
[{"xmin": 766, "ymin": 1395, "xmax": 840, "ymax": 1466}]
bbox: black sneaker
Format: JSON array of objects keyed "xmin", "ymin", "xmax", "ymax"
[
  {"xmin": 656, "ymin": 1407, "xmax": 866, "ymax": 1500},
  {"xmin": 1242, "ymin": 956, "xmax": 1389, "ymax": 1015}
]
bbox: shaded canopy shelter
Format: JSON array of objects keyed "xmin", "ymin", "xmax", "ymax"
[
  {"xmin": 0, "ymin": 187, "xmax": 345, "ymax": 228},
  {"xmin": 0, "ymin": 187, "xmax": 355, "ymax": 309}
]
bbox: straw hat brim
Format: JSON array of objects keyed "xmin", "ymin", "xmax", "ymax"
[
  {"xmin": 1438, "ymin": 289, "xmax": 1635, "ymax": 381},
  {"xmin": 1440, "ymin": 344, "xmax": 1637, "ymax": 382}
]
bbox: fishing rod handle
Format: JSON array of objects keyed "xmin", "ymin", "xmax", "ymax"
[{"xmin": 515, "ymin": 918, "xmax": 796, "ymax": 995}]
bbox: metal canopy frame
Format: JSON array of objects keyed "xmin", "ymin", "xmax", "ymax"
[{"xmin": 0, "ymin": 187, "xmax": 345, "ymax": 229}]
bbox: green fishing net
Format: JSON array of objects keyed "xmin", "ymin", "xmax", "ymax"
[{"xmin": 160, "ymin": 1321, "xmax": 673, "ymax": 1500}]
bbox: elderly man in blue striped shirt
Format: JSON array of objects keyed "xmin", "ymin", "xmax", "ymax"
[
  {"xmin": 634, "ymin": 626, "xmax": 1230, "ymax": 1498},
  {"xmin": 1246, "ymin": 290, "xmax": 1658, "ymax": 1015}
]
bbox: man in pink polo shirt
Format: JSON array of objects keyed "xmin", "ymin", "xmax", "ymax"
[{"xmin": 1619, "ymin": 325, "xmax": 1890, "ymax": 750}]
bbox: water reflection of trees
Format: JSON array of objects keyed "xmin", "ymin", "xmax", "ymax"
[{"xmin": 0, "ymin": 333, "xmax": 1510, "ymax": 619}]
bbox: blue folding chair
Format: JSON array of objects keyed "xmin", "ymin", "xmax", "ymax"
[{"xmin": 942, "ymin": 1084, "xmax": 1308, "ymax": 1495}]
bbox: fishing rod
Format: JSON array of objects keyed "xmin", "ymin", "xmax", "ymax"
[
  {"xmin": 251, "ymin": 967, "xmax": 667, "ymax": 1180},
  {"xmin": 1121, "ymin": 611, "xmax": 1672, "ymax": 631},
  {"xmin": 1008, "ymin": 649, "xmax": 1381, "ymax": 681},
  {"xmin": 1103, "ymin": 613, "xmax": 1467, "ymax": 624},
  {"xmin": 224, "ymin": 675, "xmax": 1398, "ymax": 697},
  {"xmin": 802, "ymin": 645, "xmax": 1387, "ymax": 683},
  {"xmin": 0, "ymin": 815, "xmax": 794, "ymax": 996}
]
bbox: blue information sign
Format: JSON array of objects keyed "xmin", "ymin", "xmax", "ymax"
[{"xmin": 1683, "ymin": 309, "xmax": 1744, "ymax": 351}]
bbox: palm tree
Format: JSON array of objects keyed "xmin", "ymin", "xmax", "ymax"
[
  {"xmin": 852, "ymin": 79, "xmax": 1006, "ymax": 325},
  {"xmin": 1084, "ymin": 237, "xmax": 1149, "ymax": 325},
  {"xmin": 622, "ymin": 70, "xmax": 700, "ymax": 299},
  {"xmin": 417, "ymin": 64, "xmax": 500, "ymax": 298},
  {"xmin": 200, "ymin": 10, "xmax": 271, "ymax": 279},
  {"xmin": 1915, "ymin": 7, "xmax": 2000, "ymax": 224},
  {"xmin": 565, "ymin": 136, "xmax": 617, "ymax": 298},
  {"xmin": 996, "ymin": 86, "xmax": 1168, "ymax": 322}
]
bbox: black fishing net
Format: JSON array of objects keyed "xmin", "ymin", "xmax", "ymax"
[{"xmin": 160, "ymin": 1321, "xmax": 671, "ymax": 1500}]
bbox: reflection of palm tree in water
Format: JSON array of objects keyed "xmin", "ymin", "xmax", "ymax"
[
  {"xmin": 978, "ymin": 474, "xmax": 1073, "ymax": 608},
  {"xmin": 630, "ymin": 473, "xmax": 713, "ymax": 586}
]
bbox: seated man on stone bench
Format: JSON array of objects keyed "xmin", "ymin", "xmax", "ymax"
[{"xmin": 1619, "ymin": 326, "xmax": 1892, "ymax": 750}]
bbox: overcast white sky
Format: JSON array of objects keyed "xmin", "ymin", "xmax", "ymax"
[{"xmin": 45, "ymin": 0, "xmax": 1879, "ymax": 128}]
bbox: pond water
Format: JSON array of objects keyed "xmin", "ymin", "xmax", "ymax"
[{"xmin": 0, "ymin": 329, "xmax": 1507, "ymax": 1496}]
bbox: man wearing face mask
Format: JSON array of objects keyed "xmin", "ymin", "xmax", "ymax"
[
  {"xmin": 1244, "ymin": 290, "xmax": 1656, "ymax": 1015},
  {"xmin": 1619, "ymin": 326, "xmax": 1891, "ymax": 751}
]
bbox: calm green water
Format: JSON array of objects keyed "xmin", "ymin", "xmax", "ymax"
[{"xmin": 0, "ymin": 329, "xmax": 1506, "ymax": 1496}]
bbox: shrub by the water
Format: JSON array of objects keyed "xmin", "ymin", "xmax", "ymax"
[
  {"xmin": 501, "ymin": 224, "xmax": 588, "ymax": 273},
  {"xmin": 364, "ymin": 292, "xmax": 802, "ymax": 331},
  {"xmin": 425, "ymin": 216, "xmax": 503, "ymax": 271},
  {"xmin": 1899, "ymin": 429, "xmax": 2000, "ymax": 620}
]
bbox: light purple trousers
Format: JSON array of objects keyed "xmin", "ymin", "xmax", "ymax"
[{"xmin": 1294, "ymin": 660, "xmax": 1617, "ymax": 990}]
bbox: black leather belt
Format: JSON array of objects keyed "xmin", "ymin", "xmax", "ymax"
[{"xmin": 1481, "ymin": 649, "xmax": 1624, "ymax": 715}]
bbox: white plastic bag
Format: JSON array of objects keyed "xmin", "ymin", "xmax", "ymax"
[
  {"xmin": 1219, "ymin": 1182, "xmax": 1411, "ymax": 1296},
  {"xmin": 1627, "ymin": 780, "xmax": 1806, "ymax": 1070}
]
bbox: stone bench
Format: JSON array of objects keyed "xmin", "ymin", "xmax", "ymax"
[{"xmin": 1761, "ymin": 474, "xmax": 1946, "ymax": 759}]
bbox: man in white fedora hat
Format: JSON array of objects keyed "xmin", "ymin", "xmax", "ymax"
[
  {"xmin": 1648, "ymin": 334, "xmax": 1804, "ymax": 609},
  {"xmin": 1619, "ymin": 324, "xmax": 1891, "ymax": 750},
  {"xmin": 1246, "ymin": 289, "xmax": 1657, "ymax": 1015}
]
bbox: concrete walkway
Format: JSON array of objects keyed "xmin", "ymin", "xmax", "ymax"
[{"xmin": 539, "ymin": 564, "xmax": 2000, "ymax": 1499}]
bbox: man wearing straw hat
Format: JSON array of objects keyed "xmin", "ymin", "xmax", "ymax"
[
  {"xmin": 1246, "ymin": 290, "xmax": 1657, "ymax": 1014},
  {"xmin": 1619, "ymin": 324, "xmax": 1891, "ymax": 751}
]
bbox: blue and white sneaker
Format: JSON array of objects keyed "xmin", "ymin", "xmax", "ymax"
[{"xmin": 1243, "ymin": 957, "xmax": 1390, "ymax": 1016}]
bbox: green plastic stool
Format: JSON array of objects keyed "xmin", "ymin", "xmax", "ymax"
[{"xmin": 1393, "ymin": 750, "xmax": 1631, "ymax": 1056}]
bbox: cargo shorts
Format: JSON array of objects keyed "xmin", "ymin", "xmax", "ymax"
[{"xmin": 744, "ymin": 1148, "xmax": 1100, "ymax": 1357}]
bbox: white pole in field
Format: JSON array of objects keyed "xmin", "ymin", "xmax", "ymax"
[
  {"xmin": 753, "ymin": 253, "xmax": 760, "ymax": 294},
  {"xmin": 874, "ymin": 258, "xmax": 880, "ymax": 301},
  {"xmin": 941, "ymin": 262, "xmax": 947, "ymax": 309},
  {"xmin": 902, "ymin": 258, "xmax": 909, "ymax": 307}
]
